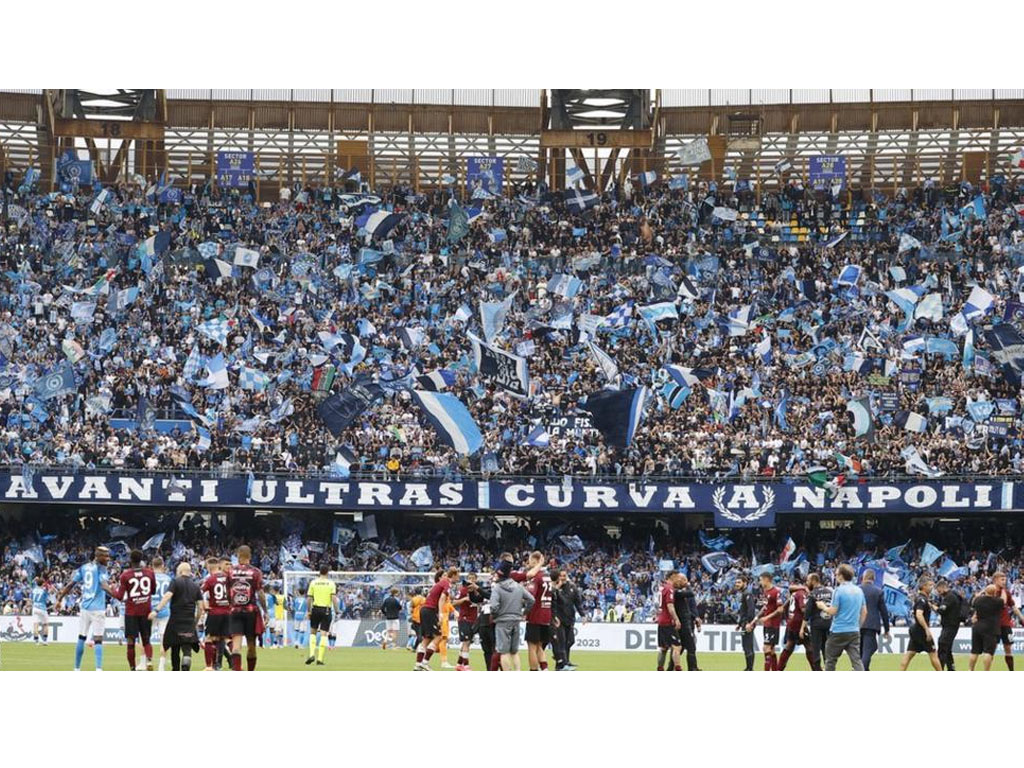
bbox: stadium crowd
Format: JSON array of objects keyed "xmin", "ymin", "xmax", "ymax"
[
  {"xmin": 1, "ymin": 166, "xmax": 1024, "ymax": 480},
  {"xmin": 3, "ymin": 513, "xmax": 1024, "ymax": 627}
]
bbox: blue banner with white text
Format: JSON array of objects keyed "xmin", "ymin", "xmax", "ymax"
[
  {"xmin": 0, "ymin": 474, "xmax": 1019, "ymax": 517},
  {"xmin": 467, "ymin": 156, "xmax": 504, "ymax": 196},
  {"xmin": 216, "ymin": 151, "xmax": 255, "ymax": 188},
  {"xmin": 809, "ymin": 154, "xmax": 846, "ymax": 191}
]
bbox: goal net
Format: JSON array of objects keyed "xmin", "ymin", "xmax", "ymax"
[{"xmin": 281, "ymin": 570, "xmax": 436, "ymax": 622}]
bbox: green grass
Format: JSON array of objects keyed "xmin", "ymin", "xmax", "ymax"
[{"xmin": 0, "ymin": 642, "xmax": 1012, "ymax": 671}]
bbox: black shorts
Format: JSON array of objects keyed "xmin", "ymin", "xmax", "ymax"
[
  {"xmin": 205, "ymin": 613, "xmax": 231, "ymax": 638},
  {"xmin": 999, "ymin": 626, "xmax": 1014, "ymax": 645},
  {"xmin": 762, "ymin": 626, "xmax": 780, "ymax": 646},
  {"xmin": 657, "ymin": 625, "xmax": 681, "ymax": 649},
  {"xmin": 164, "ymin": 623, "xmax": 200, "ymax": 651},
  {"xmin": 972, "ymin": 628, "xmax": 998, "ymax": 656},
  {"xmin": 458, "ymin": 620, "xmax": 478, "ymax": 643},
  {"xmin": 310, "ymin": 607, "xmax": 332, "ymax": 633},
  {"xmin": 419, "ymin": 607, "xmax": 440, "ymax": 638},
  {"xmin": 124, "ymin": 614, "xmax": 152, "ymax": 641},
  {"xmin": 907, "ymin": 631, "xmax": 935, "ymax": 654},
  {"xmin": 525, "ymin": 622, "xmax": 551, "ymax": 648},
  {"xmin": 229, "ymin": 611, "xmax": 258, "ymax": 638}
]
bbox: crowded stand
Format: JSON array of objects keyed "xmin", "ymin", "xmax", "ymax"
[
  {"xmin": 2, "ymin": 166, "xmax": 1024, "ymax": 480},
  {"xmin": 3, "ymin": 513, "xmax": 1023, "ymax": 628}
]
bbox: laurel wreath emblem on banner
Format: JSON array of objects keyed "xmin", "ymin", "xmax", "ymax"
[{"xmin": 712, "ymin": 486, "xmax": 775, "ymax": 524}]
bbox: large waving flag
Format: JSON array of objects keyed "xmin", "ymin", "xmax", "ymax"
[
  {"xmin": 846, "ymin": 396, "xmax": 874, "ymax": 440},
  {"xmin": 564, "ymin": 188, "xmax": 598, "ymax": 212},
  {"xmin": 920, "ymin": 542, "xmax": 944, "ymax": 567},
  {"xmin": 197, "ymin": 317, "xmax": 233, "ymax": 346},
  {"xmin": 198, "ymin": 353, "xmax": 229, "ymax": 390},
  {"xmin": 984, "ymin": 325, "xmax": 1024, "ymax": 386},
  {"xmin": 447, "ymin": 201, "xmax": 470, "ymax": 243},
  {"xmin": 587, "ymin": 342, "xmax": 619, "ymax": 382},
  {"xmin": 416, "ymin": 369, "xmax": 456, "ymax": 392},
  {"xmin": 233, "ymin": 247, "xmax": 260, "ymax": 268},
  {"xmin": 914, "ymin": 293, "xmax": 943, "ymax": 322},
  {"xmin": 34, "ymin": 361, "xmax": 77, "ymax": 400},
  {"xmin": 583, "ymin": 387, "xmax": 650, "ymax": 449},
  {"xmin": 365, "ymin": 210, "xmax": 406, "ymax": 239},
  {"xmin": 411, "ymin": 390, "xmax": 483, "ymax": 455},
  {"xmin": 962, "ymin": 285, "xmax": 994, "ymax": 321},
  {"xmin": 480, "ymin": 293, "xmax": 515, "ymax": 343},
  {"xmin": 901, "ymin": 445, "xmax": 944, "ymax": 478}
]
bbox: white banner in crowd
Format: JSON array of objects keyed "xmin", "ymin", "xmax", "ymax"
[{"xmin": 7, "ymin": 616, "xmax": 1024, "ymax": 657}]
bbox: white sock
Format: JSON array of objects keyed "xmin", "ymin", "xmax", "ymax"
[{"xmin": 158, "ymin": 657, "xmax": 166, "ymax": 671}]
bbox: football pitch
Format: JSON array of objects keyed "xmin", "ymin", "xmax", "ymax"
[{"xmin": 0, "ymin": 643, "xmax": 1014, "ymax": 671}]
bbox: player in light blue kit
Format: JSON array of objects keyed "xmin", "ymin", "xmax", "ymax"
[
  {"xmin": 31, "ymin": 577, "xmax": 50, "ymax": 644},
  {"xmin": 54, "ymin": 546, "xmax": 115, "ymax": 671},
  {"xmin": 292, "ymin": 591, "xmax": 309, "ymax": 649},
  {"xmin": 151, "ymin": 556, "xmax": 173, "ymax": 671}
]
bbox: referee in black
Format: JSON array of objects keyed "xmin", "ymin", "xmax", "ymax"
[
  {"xmin": 306, "ymin": 565, "xmax": 339, "ymax": 666},
  {"xmin": 734, "ymin": 576, "xmax": 757, "ymax": 671}
]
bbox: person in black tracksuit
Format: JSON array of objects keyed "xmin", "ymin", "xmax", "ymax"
[
  {"xmin": 558, "ymin": 571, "xmax": 585, "ymax": 668},
  {"xmin": 805, "ymin": 573, "xmax": 833, "ymax": 671},
  {"xmin": 674, "ymin": 575, "xmax": 701, "ymax": 671},
  {"xmin": 477, "ymin": 579, "xmax": 496, "ymax": 671},
  {"xmin": 934, "ymin": 580, "xmax": 964, "ymax": 671},
  {"xmin": 735, "ymin": 576, "xmax": 757, "ymax": 671},
  {"xmin": 550, "ymin": 570, "xmax": 569, "ymax": 669}
]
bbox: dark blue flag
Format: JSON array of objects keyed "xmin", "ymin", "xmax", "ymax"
[
  {"xmin": 984, "ymin": 326, "xmax": 1024, "ymax": 386},
  {"xmin": 316, "ymin": 375, "xmax": 384, "ymax": 437},
  {"xmin": 583, "ymin": 387, "xmax": 650, "ymax": 448}
]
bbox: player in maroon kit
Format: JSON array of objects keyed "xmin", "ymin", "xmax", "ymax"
[
  {"xmin": 111, "ymin": 549, "xmax": 156, "ymax": 671},
  {"xmin": 415, "ymin": 566, "xmax": 457, "ymax": 670},
  {"xmin": 777, "ymin": 576, "xmax": 812, "ymax": 671},
  {"xmin": 992, "ymin": 571, "xmax": 1024, "ymax": 670},
  {"xmin": 746, "ymin": 572, "xmax": 784, "ymax": 670},
  {"xmin": 453, "ymin": 572, "xmax": 481, "ymax": 670},
  {"xmin": 200, "ymin": 557, "xmax": 232, "ymax": 671},
  {"xmin": 656, "ymin": 571, "xmax": 683, "ymax": 671},
  {"xmin": 514, "ymin": 551, "xmax": 552, "ymax": 671},
  {"xmin": 226, "ymin": 545, "xmax": 267, "ymax": 671}
]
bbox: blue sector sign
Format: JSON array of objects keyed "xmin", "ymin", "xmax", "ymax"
[
  {"xmin": 216, "ymin": 151, "xmax": 255, "ymax": 188},
  {"xmin": 809, "ymin": 155, "xmax": 846, "ymax": 191},
  {"xmin": 467, "ymin": 156, "xmax": 503, "ymax": 194},
  {"xmin": 0, "ymin": 473, "xmax": 1020, "ymax": 516}
]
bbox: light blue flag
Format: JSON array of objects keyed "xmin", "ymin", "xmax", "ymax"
[
  {"xmin": 966, "ymin": 398, "xmax": 995, "ymax": 423},
  {"xmin": 920, "ymin": 542, "xmax": 943, "ymax": 566},
  {"xmin": 962, "ymin": 329, "xmax": 975, "ymax": 371},
  {"xmin": 886, "ymin": 541, "xmax": 909, "ymax": 563},
  {"xmin": 925, "ymin": 337, "xmax": 957, "ymax": 359},
  {"xmin": 410, "ymin": 546, "xmax": 433, "ymax": 569},
  {"xmin": 961, "ymin": 194, "xmax": 986, "ymax": 220},
  {"xmin": 410, "ymin": 391, "xmax": 483, "ymax": 455},
  {"xmin": 638, "ymin": 302, "xmax": 678, "ymax": 325},
  {"xmin": 194, "ymin": 425, "xmax": 212, "ymax": 453},
  {"xmin": 526, "ymin": 425, "xmax": 550, "ymax": 448},
  {"xmin": 883, "ymin": 585, "xmax": 912, "ymax": 619},
  {"xmin": 915, "ymin": 293, "xmax": 943, "ymax": 322},
  {"xmin": 837, "ymin": 264, "xmax": 863, "ymax": 286},
  {"xmin": 480, "ymin": 293, "xmax": 514, "ymax": 343}
]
